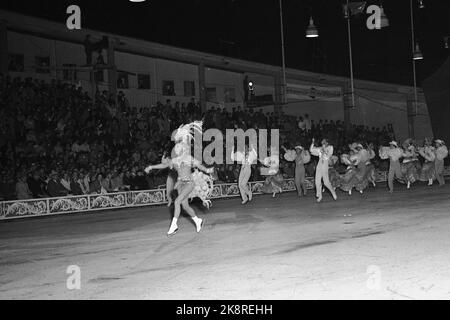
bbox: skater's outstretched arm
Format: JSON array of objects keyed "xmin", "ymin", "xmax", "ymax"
[
  {"xmin": 145, "ymin": 162, "xmax": 170, "ymax": 173},
  {"xmin": 193, "ymin": 159, "xmax": 214, "ymax": 174}
]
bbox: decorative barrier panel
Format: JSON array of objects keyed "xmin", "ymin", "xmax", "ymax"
[{"xmin": 0, "ymin": 168, "xmax": 448, "ymax": 221}]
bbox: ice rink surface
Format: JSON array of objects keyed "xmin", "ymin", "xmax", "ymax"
[{"xmin": 0, "ymin": 184, "xmax": 449, "ymax": 300}]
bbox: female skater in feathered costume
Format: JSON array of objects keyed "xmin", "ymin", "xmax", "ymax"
[{"xmin": 145, "ymin": 121, "xmax": 214, "ymax": 237}]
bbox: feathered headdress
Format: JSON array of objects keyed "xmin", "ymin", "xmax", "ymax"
[{"xmin": 173, "ymin": 121, "xmax": 203, "ymax": 143}]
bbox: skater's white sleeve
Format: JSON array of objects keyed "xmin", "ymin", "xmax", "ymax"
[
  {"xmin": 436, "ymin": 146, "xmax": 449, "ymax": 161},
  {"xmin": 310, "ymin": 144, "xmax": 320, "ymax": 157}
]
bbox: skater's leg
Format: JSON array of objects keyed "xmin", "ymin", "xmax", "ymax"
[
  {"xmin": 315, "ymin": 166, "xmax": 323, "ymax": 201},
  {"xmin": 168, "ymin": 182, "xmax": 195, "ymax": 236},
  {"xmin": 294, "ymin": 168, "xmax": 302, "ymax": 196},
  {"xmin": 238, "ymin": 167, "xmax": 251, "ymax": 203},
  {"xmin": 299, "ymin": 167, "xmax": 308, "ymax": 196},
  {"xmin": 388, "ymin": 165, "xmax": 395, "ymax": 193},
  {"xmin": 435, "ymin": 160, "xmax": 445, "ymax": 186},
  {"xmin": 182, "ymin": 199, "xmax": 203, "ymax": 233},
  {"xmin": 322, "ymin": 166, "xmax": 337, "ymax": 200},
  {"xmin": 166, "ymin": 175, "xmax": 174, "ymax": 207}
]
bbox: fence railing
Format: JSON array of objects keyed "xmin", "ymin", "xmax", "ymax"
[{"xmin": 1, "ymin": 168, "xmax": 448, "ymax": 221}]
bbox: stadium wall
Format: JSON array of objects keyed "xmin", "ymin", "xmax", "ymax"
[{"xmin": 3, "ymin": 12, "xmax": 434, "ymax": 142}]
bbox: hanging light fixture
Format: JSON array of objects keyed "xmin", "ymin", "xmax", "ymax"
[
  {"xmin": 306, "ymin": 16, "xmax": 319, "ymax": 38},
  {"xmin": 444, "ymin": 37, "xmax": 449, "ymax": 49},
  {"xmin": 418, "ymin": 0, "xmax": 425, "ymax": 9},
  {"xmin": 413, "ymin": 43, "xmax": 423, "ymax": 60},
  {"xmin": 380, "ymin": 5, "xmax": 390, "ymax": 28}
]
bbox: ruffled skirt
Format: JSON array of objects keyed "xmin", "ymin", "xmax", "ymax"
[
  {"xmin": 329, "ymin": 167, "xmax": 341, "ymax": 190},
  {"xmin": 176, "ymin": 170, "xmax": 214, "ymax": 208},
  {"xmin": 339, "ymin": 167, "xmax": 358, "ymax": 192},
  {"xmin": 419, "ymin": 161, "xmax": 435, "ymax": 181},
  {"xmin": 401, "ymin": 161, "xmax": 420, "ymax": 184}
]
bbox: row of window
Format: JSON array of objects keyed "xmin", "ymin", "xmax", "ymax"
[{"xmin": 8, "ymin": 53, "xmax": 237, "ymax": 102}]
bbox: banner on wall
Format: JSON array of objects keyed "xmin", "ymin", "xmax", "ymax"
[{"xmin": 286, "ymin": 83, "xmax": 342, "ymax": 102}]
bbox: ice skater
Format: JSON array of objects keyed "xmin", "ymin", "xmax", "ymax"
[
  {"xmin": 310, "ymin": 139, "xmax": 338, "ymax": 203},
  {"xmin": 434, "ymin": 139, "xmax": 449, "ymax": 187},
  {"xmin": 418, "ymin": 138, "xmax": 436, "ymax": 186},
  {"xmin": 145, "ymin": 121, "xmax": 214, "ymax": 237},
  {"xmin": 232, "ymin": 145, "xmax": 257, "ymax": 204},
  {"xmin": 379, "ymin": 141, "xmax": 405, "ymax": 193},
  {"xmin": 283, "ymin": 145, "xmax": 311, "ymax": 197}
]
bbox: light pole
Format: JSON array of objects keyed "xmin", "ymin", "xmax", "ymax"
[
  {"xmin": 279, "ymin": 0, "xmax": 287, "ymax": 110},
  {"xmin": 410, "ymin": 0, "xmax": 420, "ymax": 118},
  {"xmin": 345, "ymin": 0, "xmax": 356, "ymax": 109}
]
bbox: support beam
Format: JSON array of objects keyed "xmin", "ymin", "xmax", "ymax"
[
  {"xmin": 0, "ymin": 20, "xmax": 8, "ymax": 75},
  {"xmin": 343, "ymin": 85, "xmax": 351, "ymax": 131},
  {"xmin": 107, "ymin": 38, "xmax": 117, "ymax": 105},
  {"xmin": 198, "ymin": 60, "xmax": 207, "ymax": 113},
  {"xmin": 407, "ymin": 98, "xmax": 416, "ymax": 139}
]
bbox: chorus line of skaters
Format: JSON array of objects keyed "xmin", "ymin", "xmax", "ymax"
[
  {"xmin": 282, "ymin": 138, "xmax": 448, "ymax": 202},
  {"xmin": 145, "ymin": 122, "xmax": 448, "ymax": 236}
]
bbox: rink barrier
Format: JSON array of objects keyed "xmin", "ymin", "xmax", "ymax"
[{"xmin": 1, "ymin": 168, "xmax": 449, "ymax": 220}]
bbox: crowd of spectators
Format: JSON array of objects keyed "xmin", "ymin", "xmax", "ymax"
[{"xmin": 0, "ymin": 75, "xmax": 395, "ymax": 201}]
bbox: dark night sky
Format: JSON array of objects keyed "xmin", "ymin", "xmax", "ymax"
[{"xmin": 1, "ymin": 0, "xmax": 450, "ymax": 86}]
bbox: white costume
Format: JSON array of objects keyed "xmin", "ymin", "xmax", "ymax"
[
  {"xmin": 232, "ymin": 148, "xmax": 257, "ymax": 204},
  {"xmin": 310, "ymin": 143, "xmax": 338, "ymax": 202}
]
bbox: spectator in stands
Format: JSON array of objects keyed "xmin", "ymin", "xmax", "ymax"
[
  {"xmin": 16, "ymin": 173, "xmax": 33, "ymax": 200},
  {"xmin": 70, "ymin": 172, "xmax": 84, "ymax": 196},
  {"xmin": 47, "ymin": 171, "xmax": 69, "ymax": 198},
  {"xmin": 89, "ymin": 174, "xmax": 103, "ymax": 195},
  {"xmin": 27, "ymin": 171, "xmax": 47, "ymax": 198}
]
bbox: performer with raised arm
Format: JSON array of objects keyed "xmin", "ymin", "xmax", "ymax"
[
  {"xmin": 283, "ymin": 145, "xmax": 311, "ymax": 197},
  {"xmin": 418, "ymin": 138, "xmax": 435, "ymax": 186},
  {"xmin": 434, "ymin": 139, "xmax": 449, "ymax": 187},
  {"xmin": 145, "ymin": 121, "xmax": 214, "ymax": 237},
  {"xmin": 310, "ymin": 139, "xmax": 338, "ymax": 203},
  {"xmin": 379, "ymin": 141, "xmax": 404, "ymax": 193},
  {"xmin": 232, "ymin": 144, "xmax": 258, "ymax": 204}
]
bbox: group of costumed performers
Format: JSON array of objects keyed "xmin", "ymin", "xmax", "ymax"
[
  {"xmin": 145, "ymin": 121, "xmax": 214, "ymax": 237},
  {"xmin": 379, "ymin": 139, "xmax": 448, "ymax": 193},
  {"xmin": 144, "ymin": 118, "xmax": 448, "ymax": 237}
]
